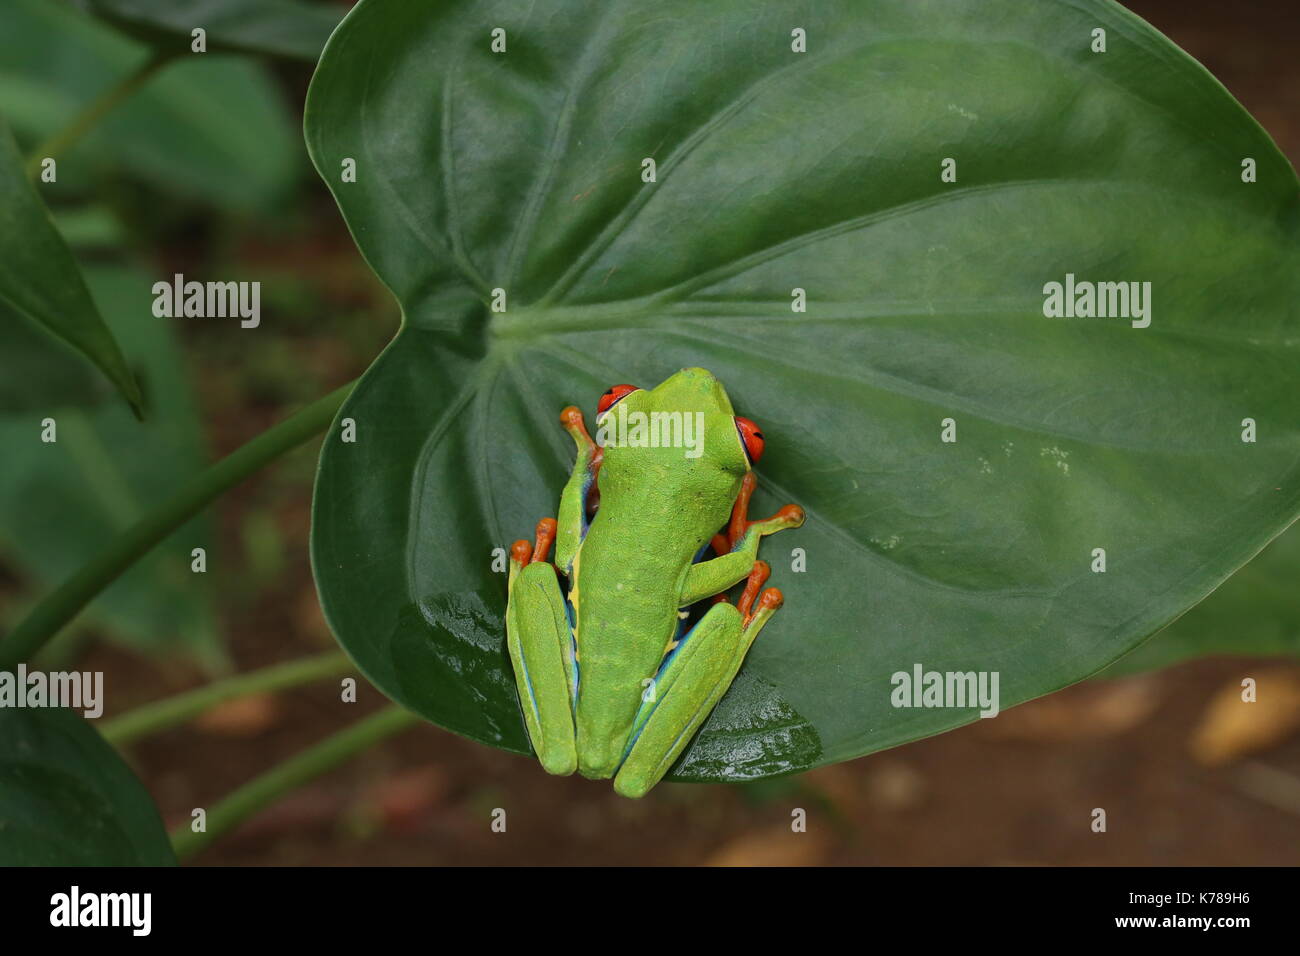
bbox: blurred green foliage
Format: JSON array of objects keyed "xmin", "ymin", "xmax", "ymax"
[
  {"xmin": 73, "ymin": 0, "xmax": 348, "ymax": 62},
  {"xmin": 0, "ymin": 117, "xmax": 141, "ymax": 414},
  {"xmin": 0, "ymin": 265, "xmax": 223, "ymax": 670},
  {"xmin": 0, "ymin": 0, "xmax": 299, "ymax": 212}
]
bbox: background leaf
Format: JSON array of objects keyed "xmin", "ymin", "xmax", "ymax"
[
  {"xmin": 306, "ymin": 0, "xmax": 1300, "ymax": 781},
  {"xmin": 0, "ymin": 706, "xmax": 175, "ymax": 866},
  {"xmin": 0, "ymin": 0, "xmax": 298, "ymax": 212},
  {"xmin": 0, "ymin": 117, "xmax": 141, "ymax": 415},
  {"xmin": 0, "ymin": 280, "xmax": 109, "ymax": 415},
  {"xmin": 0, "ymin": 265, "xmax": 224, "ymax": 671},
  {"xmin": 74, "ymin": 0, "xmax": 348, "ymax": 63}
]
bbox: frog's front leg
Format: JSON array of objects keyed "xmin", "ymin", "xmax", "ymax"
[
  {"xmin": 554, "ymin": 405, "xmax": 600, "ymax": 575},
  {"xmin": 506, "ymin": 520, "xmax": 578, "ymax": 776},
  {"xmin": 679, "ymin": 473, "xmax": 805, "ymax": 605},
  {"xmin": 613, "ymin": 589, "xmax": 786, "ymax": 798}
]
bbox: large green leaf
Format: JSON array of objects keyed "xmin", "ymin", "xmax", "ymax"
[
  {"xmin": 0, "ymin": 706, "xmax": 175, "ymax": 865},
  {"xmin": 75, "ymin": 0, "xmax": 348, "ymax": 63},
  {"xmin": 0, "ymin": 117, "xmax": 141, "ymax": 416},
  {"xmin": 0, "ymin": 0, "xmax": 297, "ymax": 212},
  {"xmin": 0, "ymin": 266, "xmax": 223, "ymax": 670},
  {"xmin": 307, "ymin": 0, "xmax": 1300, "ymax": 782},
  {"xmin": 1104, "ymin": 520, "xmax": 1300, "ymax": 676}
]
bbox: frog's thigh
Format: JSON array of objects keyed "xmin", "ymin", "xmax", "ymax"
[
  {"xmin": 506, "ymin": 561, "xmax": 578, "ymax": 776},
  {"xmin": 614, "ymin": 602, "xmax": 747, "ymax": 799}
]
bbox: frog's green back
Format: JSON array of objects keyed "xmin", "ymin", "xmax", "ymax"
[{"xmin": 571, "ymin": 368, "xmax": 750, "ymax": 778}]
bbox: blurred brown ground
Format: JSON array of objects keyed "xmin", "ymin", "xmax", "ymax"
[{"xmin": 91, "ymin": 0, "xmax": 1300, "ymax": 866}]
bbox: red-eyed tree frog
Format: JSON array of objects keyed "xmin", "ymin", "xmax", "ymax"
[{"xmin": 505, "ymin": 367, "xmax": 805, "ymax": 797}]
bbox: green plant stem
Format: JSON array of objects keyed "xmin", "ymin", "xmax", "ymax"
[
  {"xmin": 102, "ymin": 650, "xmax": 352, "ymax": 746},
  {"xmin": 0, "ymin": 381, "xmax": 354, "ymax": 669},
  {"xmin": 170, "ymin": 705, "xmax": 419, "ymax": 860},
  {"xmin": 25, "ymin": 52, "xmax": 174, "ymax": 177}
]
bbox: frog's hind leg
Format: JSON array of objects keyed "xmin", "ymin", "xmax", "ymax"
[
  {"xmin": 506, "ymin": 520, "xmax": 578, "ymax": 777},
  {"xmin": 612, "ymin": 587, "xmax": 786, "ymax": 799}
]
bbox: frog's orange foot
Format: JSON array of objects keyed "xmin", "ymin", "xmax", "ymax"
[
  {"xmin": 510, "ymin": 517, "xmax": 557, "ymax": 570},
  {"xmin": 562, "ymin": 405, "xmax": 604, "ymax": 517},
  {"xmin": 768, "ymin": 504, "xmax": 805, "ymax": 529},
  {"xmin": 736, "ymin": 560, "xmax": 771, "ymax": 620},
  {"xmin": 532, "ymin": 517, "xmax": 557, "ymax": 564},
  {"xmin": 748, "ymin": 503, "xmax": 804, "ymax": 534},
  {"xmin": 725, "ymin": 472, "xmax": 759, "ymax": 547},
  {"xmin": 559, "ymin": 405, "xmax": 591, "ymax": 441},
  {"xmin": 744, "ymin": 587, "xmax": 784, "ymax": 630}
]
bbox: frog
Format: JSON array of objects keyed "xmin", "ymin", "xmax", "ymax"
[{"xmin": 506, "ymin": 366, "xmax": 805, "ymax": 797}]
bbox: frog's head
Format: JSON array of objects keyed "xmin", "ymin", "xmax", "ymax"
[{"xmin": 592, "ymin": 368, "xmax": 766, "ymax": 480}]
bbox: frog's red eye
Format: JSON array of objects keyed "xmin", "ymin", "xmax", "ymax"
[
  {"xmin": 597, "ymin": 384, "xmax": 639, "ymax": 416},
  {"xmin": 735, "ymin": 416, "xmax": 765, "ymax": 463}
]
